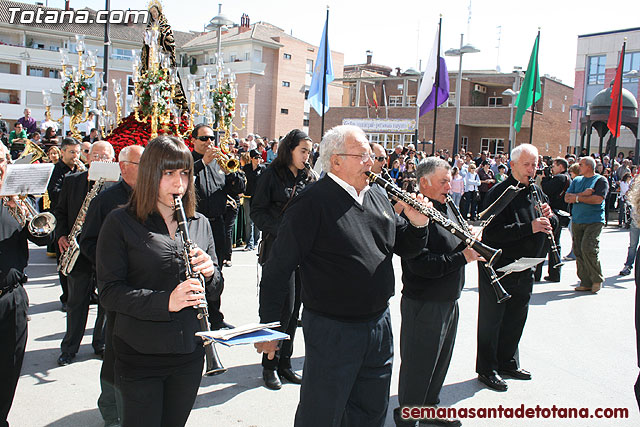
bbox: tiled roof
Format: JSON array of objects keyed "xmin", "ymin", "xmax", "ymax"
[
  {"xmin": 183, "ymin": 22, "xmax": 294, "ymax": 49},
  {"xmin": 0, "ymin": 0, "xmax": 194, "ymax": 47}
]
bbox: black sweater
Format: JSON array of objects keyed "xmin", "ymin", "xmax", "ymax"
[
  {"xmin": 259, "ymin": 176, "xmax": 428, "ymax": 328},
  {"xmin": 401, "ymin": 199, "xmax": 466, "ymax": 302},
  {"xmin": 481, "ymin": 175, "xmax": 557, "ymax": 270}
]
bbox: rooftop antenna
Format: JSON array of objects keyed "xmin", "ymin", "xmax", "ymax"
[
  {"xmin": 496, "ymin": 25, "xmax": 502, "ymax": 72},
  {"xmin": 467, "ymin": 0, "xmax": 472, "ymax": 42},
  {"xmin": 416, "ymin": 22, "xmax": 420, "ymax": 70}
]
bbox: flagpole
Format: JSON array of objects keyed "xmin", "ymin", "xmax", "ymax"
[
  {"xmin": 320, "ymin": 7, "xmax": 329, "ymax": 140},
  {"xmin": 528, "ymin": 30, "xmax": 540, "ymax": 145},
  {"xmin": 610, "ymin": 40, "xmax": 626, "ymax": 159},
  {"xmin": 430, "ymin": 16, "xmax": 442, "ymax": 156}
]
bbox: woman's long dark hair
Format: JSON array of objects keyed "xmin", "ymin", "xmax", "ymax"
[
  {"xmin": 270, "ymin": 129, "xmax": 315, "ymax": 182},
  {"xmin": 129, "ymin": 135, "xmax": 195, "ymax": 222}
]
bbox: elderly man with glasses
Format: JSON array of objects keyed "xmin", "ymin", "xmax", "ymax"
[{"xmin": 255, "ymin": 125, "xmax": 430, "ymax": 427}]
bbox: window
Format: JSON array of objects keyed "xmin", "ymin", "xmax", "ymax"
[
  {"xmin": 304, "ymin": 90, "xmax": 309, "ymax": 100},
  {"xmin": 368, "ymin": 133, "xmax": 380, "ymax": 143},
  {"xmin": 407, "ymin": 96, "xmax": 416, "ymax": 107},
  {"xmin": 403, "ymin": 134, "xmax": 415, "ymax": 144},
  {"xmin": 548, "ymin": 99, "xmax": 553, "ymax": 109},
  {"xmin": 388, "ymin": 95, "xmax": 403, "ymax": 107},
  {"xmin": 306, "ymin": 59, "xmax": 314, "ymax": 75},
  {"xmin": 244, "ymin": 52, "xmax": 250, "ymax": 61},
  {"xmin": 230, "ymin": 53, "xmax": 237, "ymax": 62},
  {"xmin": 303, "ymin": 112, "xmax": 309, "ymax": 127},
  {"xmin": 397, "ymin": 83, "xmax": 404, "ymax": 90},
  {"xmin": 283, "ymin": 53, "xmax": 292, "ymax": 60},
  {"xmin": 481, "ymin": 138, "xmax": 505, "ymax": 155},
  {"xmin": 282, "ymin": 81, "xmax": 290, "ymax": 87},
  {"xmin": 562, "ymin": 104, "xmax": 565, "ymax": 113},
  {"xmin": 460, "ymin": 136, "xmax": 468, "ymax": 152},
  {"xmin": 448, "ymin": 92, "xmax": 456, "ymax": 107},
  {"xmin": 481, "ymin": 138, "xmax": 490, "ymax": 152},
  {"xmin": 623, "ymin": 52, "xmax": 640, "ymax": 82},
  {"xmin": 112, "ymin": 48, "xmax": 134, "ymax": 60},
  {"xmin": 253, "ymin": 48, "xmax": 262, "ymax": 63},
  {"xmin": 280, "ymin": 108, "xmax": 288, "ymax": 114},
  {"xmin": 49, "ymin": 69, "xmax": 61, "ymax": 79},
  {"xmin": 28, "ymin": 67, "xmax": 44, "ymax": 77},
  {"xmin": 488, "ymin": 97, "xmax": 503, "ymax": 107},
  {"xmin": 127, "ymin": 76, "xmax": 135, "ymax": 95},
  {"xmin": 587, "ymin": 55, "xmax": 606, "ymax": 85}
]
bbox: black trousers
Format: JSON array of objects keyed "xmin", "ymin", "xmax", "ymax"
[
  {"xmin": 0, "ymin": 286, "xmax": 28, "ymax": 427},
  {"xmin": 223, "ymin": 205, "xmax": 238, "ymax": 262},
  {"xmin": 476, "ymin": 267, "xmax": 533, "ymax": 375},
  {"xmin": 98, "ymin": 311, "xmax": 120, "ymax": 424},
  {"xmin": 207, "ymin": 216, "xmax": 226, "ymax": 324},
  {"xmin": 295, "ymin": 308, "xmax": 393, "ymax": 427},
  {"xmin": 262, "ymin": 269, "xmax": 301, "ymax": 371},
  {"xmin": 115, "ymin": 356, "xmax": 203, "ymax": 427},
  {"xmin": 60, "ymin": 265, "xmax": 106, "ymax": 354},
  {"xmin": 398, "ymin": 297, "xmax": 459, "ymax": 408},
  {"xmin": 54, "ymin": 245, "xmax": 68, "ymax": 304}
]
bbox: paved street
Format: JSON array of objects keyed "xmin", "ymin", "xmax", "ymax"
[{"xmin": 7, "ymin": 226, "xmax": 640, "ymax": 427}]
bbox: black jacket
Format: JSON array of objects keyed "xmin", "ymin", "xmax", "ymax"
[
  {"xmin": 481, "ymin": 175, "xmax": 558, "ymax": 270},
  {"xmin": 250, "ymin": 165, "xmax": 314, "ymax": 236},
  {"xmin": 96, "ymin": 208, "xmax": 222, "ymax": 355},
  {"xmin": 79, "ymin": 180, "xmax": 132, "ymax": 266},
  {"xmin": 541, "ymin": 173, "xmax": 569, "ymax": 212},
  {"xmin": 47, "ymin": 161, "xmax": 74, "ymax": 211},
  {"xmin": 242, "ymin": 163, "xmax": 266, "ymax": 198},
  {"xmin": 401, "ymin": 199, "xmax": 466, "ymax": 302},
  {"xmin": 192, "ymin": 151, "xmax": 227, "ymax": 218}
]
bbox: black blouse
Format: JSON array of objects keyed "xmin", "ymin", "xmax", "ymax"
[{"xmin": 96, "ymin": 207, "xmax": 222, "ymax": 358}]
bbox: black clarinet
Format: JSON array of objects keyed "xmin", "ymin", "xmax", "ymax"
[
  {"xmin": 173, "ymin": 195, "xmax": 226, "ymax": 376},
  {"xmin": 445, "ymin": 195, "xmax": 511, "ymax": 303},
  {"xmin": 528, "ymin": 178, "xmax": 564, "ymax": 269},
  {"xmin": 366, "ymin": 171, "xmax": 502, "ymax": 267}
]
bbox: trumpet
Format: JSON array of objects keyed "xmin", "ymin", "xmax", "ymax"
[
  {"xmin": 529, "ymin": 178, "xmax": 563, "ymax": 269},
  {"xmin": 445, "ymin": 195, "xmax": 511, "ymax": 303},
  {"xmin": 74, "ymin": 158, "xmax": 87, "ymax": 172},
  {"xmin": 366, "ymin": 171, "xmax": 502, "ymax": 267},
  {"xmin": 208, "ymin": 137, "xmax": 239, "ymax": 174},
  {"xmin": 2, "ymin": 195, "xmax": 56, "ymax": 238}
]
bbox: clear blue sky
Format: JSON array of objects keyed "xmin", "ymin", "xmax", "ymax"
[{"xmin": 30, "ymin": 0, "xmax": 640, "ymax": 86}]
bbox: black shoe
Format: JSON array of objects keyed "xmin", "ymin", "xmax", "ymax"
[
  {"xmin": 498, "ymin": 368, "xmax": 532, "ymax": 380},
  {"xmin": 60, "ymin": 303, "xmax": 67, "ymax": 312},
  {"xmin": 419, "ymin": 417, "xmax": 462, "ymax": 426},
  {"xmin": 393, "ymin": 407, "xmax": 417, "ymax": 427},
  {"xmin": 278, "ymin": 367, "xmax": 302, "ymax": 384},
  {"xmin": 544, "ymin": 276, "xmax": 561, "ymax": 283},
  {"xmin": 477, "ymin": 372, "xmax": 508, "ymax": 391},
  {"xmin": 57, "ymin": 352, "xmax": 75, "ymax": 366},
  {"xmin": 94, "ymin": 346, "xmax": 105, "ymax": 357},
  {"xmin": 263, "ymin": 369, "xmax": 282, "ymax": 390},
  {"xmin": 90, "ymin": 291, "xmax": 99, "ymax": 305},
  {"xmin": 211, "ymin": 321, "xmax": 235, "ymax": 330}
]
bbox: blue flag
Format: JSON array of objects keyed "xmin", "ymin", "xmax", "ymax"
[{"xmin": 308, "ymin": 16, "xmax": 334, "ymax": 115}]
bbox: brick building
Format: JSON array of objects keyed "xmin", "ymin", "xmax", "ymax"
[
  {"xmin": 572, "ymin": 27, "xmax": 640, "ymax": 156},
  {"xmin": 310, "ymin": 54, "xmax": 573, "ymax": 157}
]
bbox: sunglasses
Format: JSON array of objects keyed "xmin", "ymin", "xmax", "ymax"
[
  {"xmin": 375, "ymin": 156, "xmax": 387, "ymax": 162},
  {"xmin": 197, "ymin": 135, "xmax": 215, "ymax": 142}
]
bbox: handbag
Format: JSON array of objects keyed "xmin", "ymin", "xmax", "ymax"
[{"xmin": 257, "ymin": 181, "xmax": 298, "ymax": 266}]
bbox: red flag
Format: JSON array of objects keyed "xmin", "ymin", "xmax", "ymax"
[
  {"xmin": 372, "ymin": 89, "xmax": 379, "ymax": 108},
  {"xmin": 607, "ymin": 45, "xmax": 625, "ymax": 137}
]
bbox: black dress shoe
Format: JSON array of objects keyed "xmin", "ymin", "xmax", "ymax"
[
  {"xmin": 211, "ymin": 321, "xmax": 235, "ymax": 331},
  {"xmin": 263, "ymin": 369, "xmax": 282, "ymax": 390},
  {"xmin": 544, "ymin": 276, "xmax": 561, "ymax": 283},
  {"xmin": 498, "ymin": 368, "xmax": 532, "ymax": 380},
  {"xmin": 278, "ymin": 367, "xmax": 302, "ymax": 384},
  {"xmin": 94, "ymin": 346, "xmax": 105, "ymax": 357},
  {"xmin": 393, "ymin": 407, "xmax": 417, "ymax": 427},
  {"xmin": 419, "ymin": 417, "xmax": 462, "ymax": 426},
  {"xmin": 57, "ymin": 352, "xmax": 75, "ymax": 366},
  {"xmin": 477, "ymin": 372, "xmax": 508, "ymax": 391}
]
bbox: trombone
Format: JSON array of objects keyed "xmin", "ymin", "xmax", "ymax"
[{"xmin": 2, "ymin": 195, "xmax": 56, "ymax": 238}]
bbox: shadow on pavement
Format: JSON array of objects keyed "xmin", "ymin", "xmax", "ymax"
[
  {"xmin": 22, "ymin": 343, "xmax": 100, "ymax": 382},
  {"xmin": 45, "ymin": 408, "xmax": 103, "ymax": 427},
  {"xmin": 29, "ymin": 300, "xmax": 64, "ymax": 316}
]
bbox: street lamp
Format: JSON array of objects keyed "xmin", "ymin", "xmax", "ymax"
[
  {"xmin": 502, "ymin": 88, "xmax": 518, "ymax": 153},
  {"xmin": 570, "ymin": 104, "xmax": 586, "ymax": 156},
  {"xmin": 445, "ymin": 34, "xmax": 480, "ymax": 155},
  {"xmin": 624, "ymin": 69, "xmax": 639, "ymax": 165}
]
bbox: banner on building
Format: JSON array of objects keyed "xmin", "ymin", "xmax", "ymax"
[{"xmin": 342, "ymin": 118, "xmax": 416, "ymax": 133}]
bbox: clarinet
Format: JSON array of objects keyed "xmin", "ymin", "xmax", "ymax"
[
  {"xmin": 366, "ymin": 171, "xmax": 502, "ymax": 267},
  {"xmin": 528, "ymin": 178, "xmax": 564, "ymax": 269},
  {"xmin": 173, "ymin": 195, "xmax": 226, "ymax": 376},
  {"xmin": 445, "ymin": 195, "xmax": 511, "ymax": 303}
]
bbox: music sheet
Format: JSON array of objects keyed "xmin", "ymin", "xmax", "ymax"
[{"xmin": 0, "ymin": 163, "xmax": 55, "ymax": 196}]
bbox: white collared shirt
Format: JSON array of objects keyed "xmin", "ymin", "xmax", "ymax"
[{"xmin": 328, "ymin": 172, "xmax": 370, "ymax": 205}]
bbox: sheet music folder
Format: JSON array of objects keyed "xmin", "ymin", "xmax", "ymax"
[
  {"xmin": 496, "ymin": 257, "xmax": 545, "ymax": 276},
  {"xmin": 196, "ymin": 322, "xmax": 289, "ymax": 347}
]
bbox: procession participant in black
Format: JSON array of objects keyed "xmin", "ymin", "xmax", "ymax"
[
  {"xmin": 395, "ymin": 158, "xmax": 479, "ymax": 427},
  {"xmin": 221, "ymin": 158, "xmax": 245, "ymax": 267},
  {"xmin": 255, "ymin": 125, "xmax": 430, "ymax": 427},
  {"xmin": 241, "ymin": 150, "xmax": 265, "ymax": 251},
  {"xmin": 476, "ymin": 143, "xmax": 556, "ymax": 392},
  {"xmin": 47, "ymin": 137, "xmax": 84, "ymax": 310},
  {"xmin": 55, "ymin": 141, "xmax": 115, "ymax": 366},
  {"xmin": 78, "ymin": 145, "xmax": 144, "ymax": 427},
  {"xmin": 0, "ymin": 144, "xmax": 52, "ymax": 427},
  {"xmin": 96, "ymin": 136, "xmax": 222, "ymax": 427},
  {"xmin": 540, "ymin": 157, "xmax": 570, "ymax": 282},
  {"xmin": 251, "ymin": 129, "xmax": 316, "ymax": 390},
  {"xmin": 191, "ymin": 124, "xmax": 233, "ymax": 330}
]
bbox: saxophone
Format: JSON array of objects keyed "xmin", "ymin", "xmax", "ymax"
[{"xmin": 58, "ymin": 178, "xmax": 106, "ymax": 276}]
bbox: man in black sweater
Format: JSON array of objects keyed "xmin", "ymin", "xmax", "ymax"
[
  {"xmin": 476, "ymin": 144, "xmax": 557, "ymax": 392},
  {"xmin": 395, "ymin": 158, "xmax": 479, "ymax": 427},
  {"xmin": 540, "ymin": 157, "xmax": 570, "ymax": 282},
  {"xmin": 78, "ymin": 144, "xmax": 143, "ymax": 427},
  {"xmin": 255, "ymin": 125, "xmax": 430, "ymax": 427}
]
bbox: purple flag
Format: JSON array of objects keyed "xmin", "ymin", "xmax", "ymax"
[{"xmin": 419, "ymin": 57, "xmax": 450, "ymax": 116}]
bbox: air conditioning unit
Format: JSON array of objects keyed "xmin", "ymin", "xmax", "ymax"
[{"xmin": 473, "ymin": 84, "xmax": 487, "ymax": 94}]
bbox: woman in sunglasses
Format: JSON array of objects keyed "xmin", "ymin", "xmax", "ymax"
[{"xmin": 251, "ymin": 129, "xmax": 317, "ymax": 390}]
